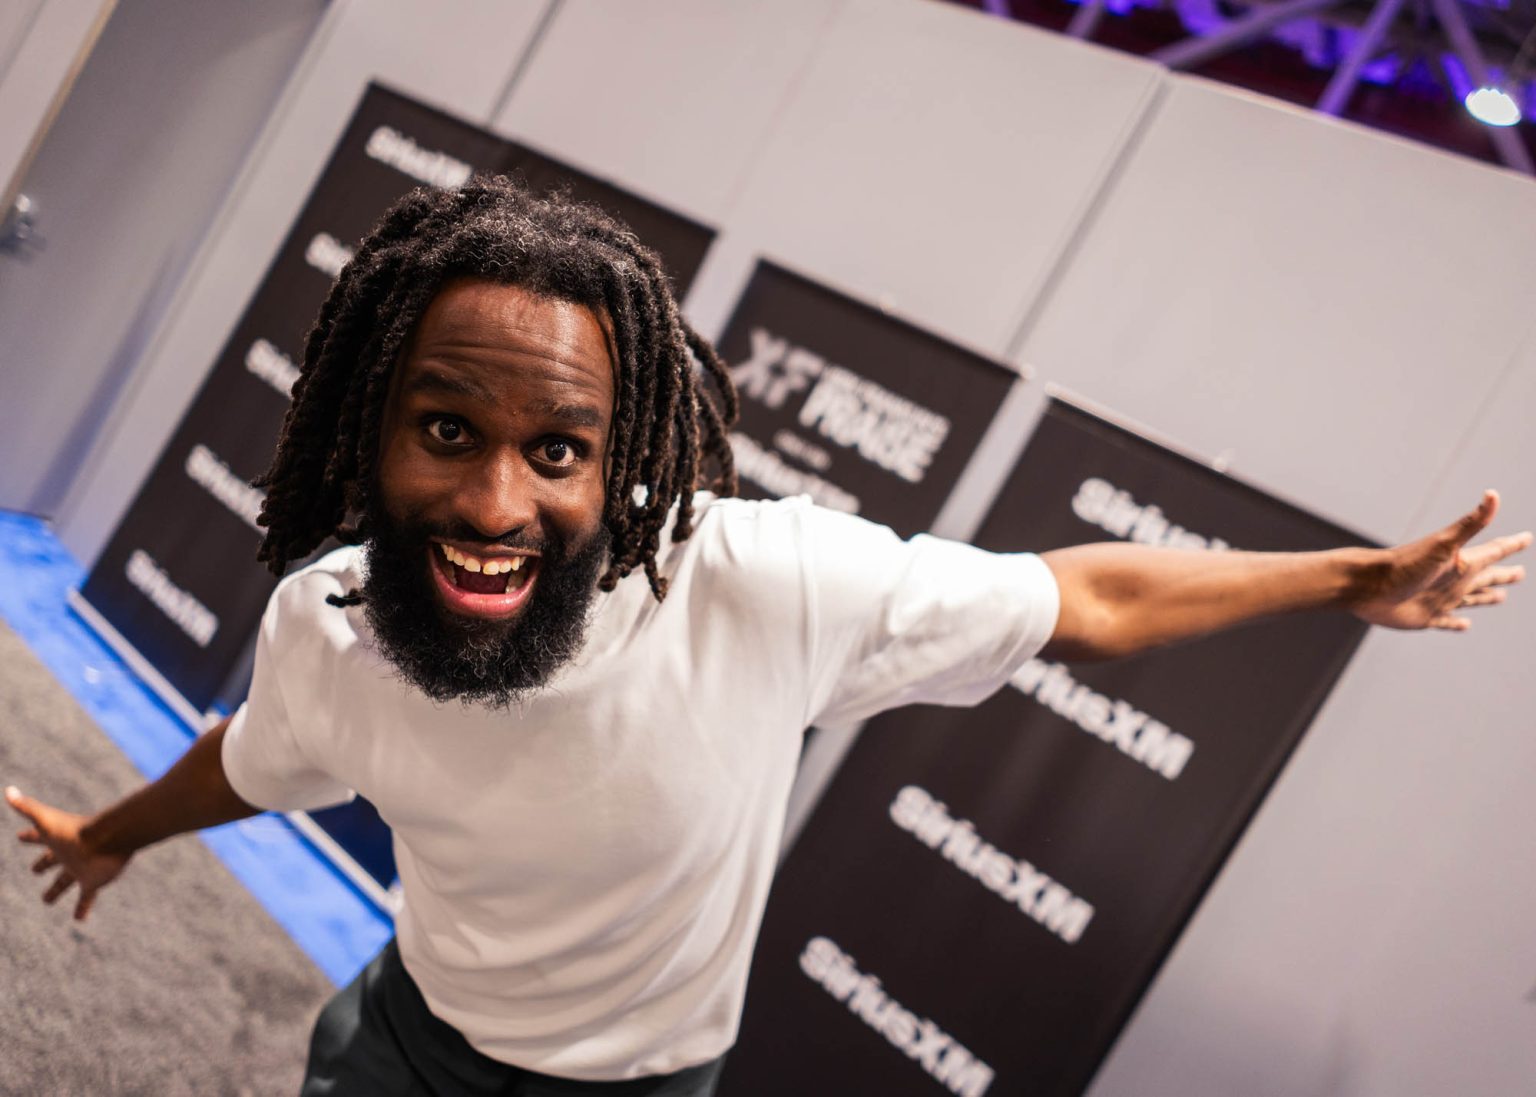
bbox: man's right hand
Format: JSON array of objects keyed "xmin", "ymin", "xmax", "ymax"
[{"xmin": 6, "ymin": 787, "xmax": 131, "ymax": 922}]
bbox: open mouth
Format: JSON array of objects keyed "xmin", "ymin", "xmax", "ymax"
[{"xmin": 428, "ymin": 542, "xmax": 540, "ymax": 619}]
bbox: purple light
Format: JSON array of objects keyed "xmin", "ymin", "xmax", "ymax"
[
  {"xmin": 1440, "ymin": 53, "xmax": 1475, "ymax": 101},
  {"xmin": 1360, "ymin": 54, "xmax": 1398, "ymax": 87},
  {"xmin": 990, "ymin": 0, "xmax": 1533, "ymax": 132},
  {"xmin": 1175, "ymin": 0, "xmax": 1227, "ymax": 38},
  {"xmin": 1273, "ymin": 18, "xmax": 1328, "ymax": 67}
]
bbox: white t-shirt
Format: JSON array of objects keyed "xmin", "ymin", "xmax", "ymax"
[{"xmin": 222, "ymin": 494, "xmax": 1059, "ymax": 1080}]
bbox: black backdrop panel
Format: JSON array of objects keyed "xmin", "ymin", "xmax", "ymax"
[
  {"xmin": 78, "ymin": 85, "xmax": 507, "ymax": 713},
  {"xmin": 79, "ymin": 82, "xmax": 717, "ymax": 716},
  {"xmin": 716, "ymin": 262, "xmax": 1015, "ymax": 540},
  {"xmin": 721, "ymin": 399, "xmax": 1375, "ymax": 1097},
  {"xmin": 503, "ymin": 142, "xmax": 714, "ymax": 295},
  {"xmin": 76, "ymin": 84, "xmax": 718, "ymax": 894}
]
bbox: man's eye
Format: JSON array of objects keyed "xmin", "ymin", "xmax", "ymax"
[
  {"xmin": 426, "ymin": 418, "xmax": 468, "ymax": 445},
  {"xmin": 540, "ymin": 440, "xmax": 574, "ymax": 464}
]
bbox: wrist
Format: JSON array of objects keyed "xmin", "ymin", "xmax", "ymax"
[
  {"xmin": 80, "ymin": 808, "xmax": 140, "ymax": 859},
  {"xmin": 1334, "ymin": 545, "xmax": 1392, "ymax": 610}
]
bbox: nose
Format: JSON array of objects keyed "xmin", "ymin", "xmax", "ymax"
[{"xmin": 452, "ymin": 448, "xmax": 538, "ymax": 541}]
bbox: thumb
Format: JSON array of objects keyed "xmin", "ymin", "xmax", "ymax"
[{"xmin": 1448, "ymin": 489, "xmax": 1499, "ymax": 546}]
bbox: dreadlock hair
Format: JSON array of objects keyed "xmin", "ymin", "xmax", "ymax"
[{"xmin": 253, "ymin": 174, "xmax": 738, "ymax": 601}]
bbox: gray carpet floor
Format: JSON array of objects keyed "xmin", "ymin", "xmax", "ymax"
[{"xmin": 0, "ymin": 621, "xmax": 336, "ymax": 1096}]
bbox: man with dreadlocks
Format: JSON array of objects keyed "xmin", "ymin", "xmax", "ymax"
[{"xmin": 7, "ymin": 176, "xmax": 1529, "ymax": 1096}]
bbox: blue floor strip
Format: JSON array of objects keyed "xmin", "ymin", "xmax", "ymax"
[{"xmin": 0, "ymin": 510, "xmax": 391, "ymax": 986}]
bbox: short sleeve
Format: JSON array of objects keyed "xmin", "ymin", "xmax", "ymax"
[
  {"xmin": 221, "ymin": 579, "xmax": 355, "ymax": 813},
  {"xmin": 798, "ymin": 505, "xmax": 1059, "ymax": 729}
]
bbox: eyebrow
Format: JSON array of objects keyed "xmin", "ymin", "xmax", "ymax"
[
  {"xmin": 530, "ymin": 400, "xmax": 606, "ymax": 430},
  {"xmin": 405, "ymin": 369, "xmax": 495, "ymax": 403},
  {"xmin": 404, "ymin": 369, "xmax": 607, "ymax": 430}
]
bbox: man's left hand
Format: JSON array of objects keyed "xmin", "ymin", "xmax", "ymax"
[{"xmin": 1350, "ymin": 490, "xmax": 1531, "ymax": 632}]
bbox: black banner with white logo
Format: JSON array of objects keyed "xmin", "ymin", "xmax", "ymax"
[
  {"xmin": 76, "ymin": 84, "xmax": 715, "ymax": 897},
  {"xmin": 78, "ymin": 82, "xmax": 715, "ymax": 717},
  {"xmin": 717, "ymin": 262, "xmax": 1014, "ymax": 540},
  {"xmin": 721, "ymin": 398, "xmax": 1374, "ymax": 1096}
]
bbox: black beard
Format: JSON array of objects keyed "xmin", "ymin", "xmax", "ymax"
[{"xmin": 359, "ymin": 505, "xmax": 610, "ymax": 708}]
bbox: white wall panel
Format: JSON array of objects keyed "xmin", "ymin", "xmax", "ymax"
[
  {"xmin": 493, "ymin": 0, "xmax": 839, "ymax": 226},
  {"xmin": 1291, "ymin": 341, "xmax": 1536, "ymax": 1097},
  {"xmin": 1057, "ymin": 81, "xmax": 1536, "ymax": 1097},
  {"xmin": 716, "ymin": 0, "xmax": 1162, "ymax": 355},
  {"xmin": 0, "ymin": 2, "xmax": 49, "ymax": 91},
  {"xmin": 54, "ymin": 0, "xmax": 554, "ymax": 564},
  {"xmin": 1089, "ymin": 338, "xmax": 1536, "ymax": 1097},
  {"xmin": 0, "ymin": 0, "xmax": 324, "ymax": 516},
  {"xmin": 0, "ymin": 0, "xmax": 110, "ymax": 197},
  {"xmin": 1017, "ymin": 76, "xmax": 1536, "ymax": 540}
]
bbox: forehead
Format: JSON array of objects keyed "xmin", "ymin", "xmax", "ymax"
[{"xmin": 398, "ymin": 278, "xmax": 615, "ymax": 408}]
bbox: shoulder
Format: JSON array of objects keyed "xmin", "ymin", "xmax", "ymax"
[
  {"xmin": 263, "ymin": 545, "xmax": 366, "ymax": 643},
  {"xmin": 622, "ymin": 494, "xmax": 827, "ymax": 625},
  {"xmin": 684, "ymin": 492, "xmax": 811, "ymax": 548},
  {"xmin": 689, "ymin": 495, "xmax": 1057, "ymax": 629},
  {"xmin": 681, "ymin": 492, "xmax": 879, "ymax": 553},
  {"xmin": 668, "ymin": 493, "xmax": 885, "ymax": 581},
  {"xmin": 652, "ymin": 493, "xmax": 926, "ymax": 622},
  {"xmin": 690, "ymin": 492, "xmax": 925, "ymax": 580}
]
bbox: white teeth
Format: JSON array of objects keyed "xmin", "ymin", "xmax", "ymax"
[{"xmin": 438, "ymin": 545, "xmax": 531, "ymax": 578}]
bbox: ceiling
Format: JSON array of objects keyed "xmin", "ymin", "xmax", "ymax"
[{"xmin": 944, "ymin": 0, "xmax": 1536, "ymax": 173}]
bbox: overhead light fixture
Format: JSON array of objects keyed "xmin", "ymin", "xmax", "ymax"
[
  {"xmin": 1464, "ymin": 85, "xmax": 1521, "ymax": 126},
  {"xmin": 1464, "ymin": 21, "xmax": 1535, "ymax": 128}
]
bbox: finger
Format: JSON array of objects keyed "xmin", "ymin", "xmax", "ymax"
[
  {"xmin": 16, "ymin": 828, "xmax": 40, "ymax": 844},
  {"xmin": 31, "ymin": 850, "xmax": 55, "ymax": 874},
  {"xmin": 1447, "ymin": 490, "xmax": 1499, "ymax": 547},
  {"xmin": 1466, "ymin": 564, "xmax": 1526, "ymax": 591},
  {"xmin": 1464, "ymin": 533, "xmax": 1533, "ymax": 570},
  {"xmin": 4, "ymin": 786, "xmax": 37, "ymax": 824},
  {"xmin": 42, "ymin": 872, "xmax": 75, "ymax": 905},
  {"xmin": 73, "ymin": 888, "xmax": 96, "ymax": 923},
  {"xmin": 1459, "ymin": 590, "xmax": 1506, "ymax": 608}
]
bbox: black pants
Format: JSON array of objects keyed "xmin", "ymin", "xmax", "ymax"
[{"xmin": 301, "ymin": 940, "xmax": 725, "ymax": 1097}]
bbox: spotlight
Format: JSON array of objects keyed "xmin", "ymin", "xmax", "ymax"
[
  {"xmin": 1464, "ymin": 86, "xmax": 1522, "ymax": 127},
  {"xmin": 1462, "ymin": 21, "xmax": 1535, "ymax": 129}
]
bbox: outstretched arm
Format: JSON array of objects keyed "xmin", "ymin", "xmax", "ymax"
[
  {"xmin": 6, "ymin": 716, "xmax": 261, "ymax": 921},
  {"xmin": 1040, "ymin": 490, "xmax": 1530, "ymax": 663}
]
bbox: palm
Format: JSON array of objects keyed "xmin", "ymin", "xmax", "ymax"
[
  {"xmin": 7, "ymin": 788, "xmax": 131, "ymax": 921},
  {"xmin": 1352, "ymin": 491, "xmax": 1530, "ymax": 632}
]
